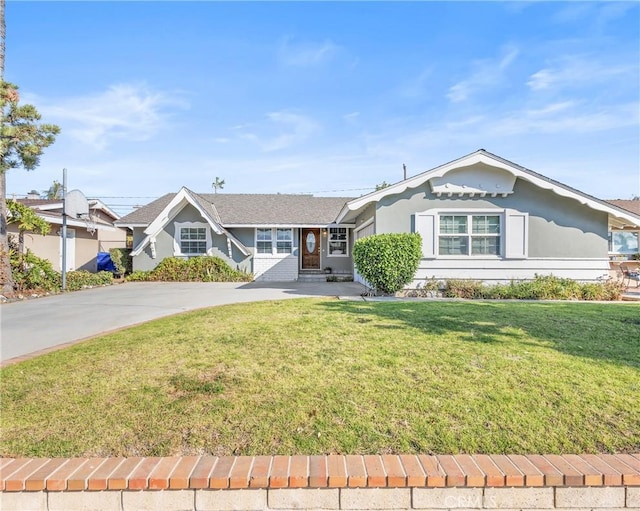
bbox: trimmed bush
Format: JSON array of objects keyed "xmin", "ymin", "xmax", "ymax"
[
  {"xmin": 126, "ymin": 256, "xmax": 253, "ymax": 283},
  {"xmin": 440, "ymin": 274, "xmax": 625, "ymax": 301},
  {"xmin": 109, "ymin": 248, "xmax": 132, "ymax": 276},
  {"xmin": 353, "ymin": 233, "xmax": 422, "ymax": 294},
  {"xmin": 443, "ymin": 279, "xmax": 484, "ymax": 299},
  {"xmin": 65, "ymin": 271, "xmax": 113, "ymax": 291}
]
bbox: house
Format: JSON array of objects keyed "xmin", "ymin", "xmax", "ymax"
[
  {"xmin": 337, "ymin": 150, "xmax": 640, "ymax": 286},
  {"xmin": 8, "ymin": 196, "xmax": 127, "ymax": 272},
  {"xmin": 115, "ymin": 189, "xmax": 354, "ymax": 281},
  {"xmin": 116, "ymin": 150, "xmax": 640, "ymax": 285}
]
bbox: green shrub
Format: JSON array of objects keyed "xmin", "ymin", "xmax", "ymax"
[
  {"xmin": 442, "ymin": 279, "xmax": 484, "ymax": 299},
  {"xmin": 440, "ymin": 275, "xmax": 624, "ymax": 301},
  {"xmin": 125, "ymin": 256, "xmax": 253, "ymax": 283},
  {"xmin": 65, "ymin": 271, "xmax": 113, "ymax": 291},
  {"xmin": 109, "ymin": 248, "xmax": 132, "ymax": 275},
  {"xmin": 353, "ymin": 233, "xmax": 422, "ymax": 294},
  {"xmin": 11, "ymin": 247, "xmax": 60, "ymax": 292}
]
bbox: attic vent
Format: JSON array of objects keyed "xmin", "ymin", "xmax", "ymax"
[{"xmin": 429, "ymin": 165, "xmax": 516, "ymax": 198}]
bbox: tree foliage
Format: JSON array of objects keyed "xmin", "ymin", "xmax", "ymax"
[
  {"xmin": 7, "ymin": 198, "xmax": 50, "ymax": 253},
  {"xmin": 1, "ymin": 80, "xmax": 60, "ymax": 293},
  {"xmin": 43, "ymin": 179, "xmax": 63, "ymax": 199},
  {"xmin": 1, "ymin": 81, "xmax": 60, "ymax": 173},
  {"xmin": 212, "ymin": 176, "xmax": 225, "ymax": 194},
  {"xmin": 353, "ymin": 233, "xmax": 422, "ymax": 294}
]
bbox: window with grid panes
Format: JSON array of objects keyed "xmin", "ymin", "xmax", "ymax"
[
  {"xmin": 439, "ymin": 214, "xmax": 501, "ymax": 256},
  {"xmin": 256, "ymin": 228, "xmax": 273, "ymax": 253},
  {"xmin": 276, "ymin": 228, "xmax": 293, "ymax": 254},
  {"xmin": 180, "ymin": 227, "xmax": 207, "ymax": 254},
  {"xmin": 328, "ymin": 227, "xmax": 348, "ymax": 255}
]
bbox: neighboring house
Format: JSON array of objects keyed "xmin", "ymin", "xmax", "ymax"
[
  {"xmin": 117, "ymin": 150, "xmax": 640, "ymax": 284},
  {"xmin": 606, "ymin": 199, "xmax": 640, "ymax": 260},
  {"xmin": 8, "ymin": 197, "xmax": 127, "ymax": 272}
]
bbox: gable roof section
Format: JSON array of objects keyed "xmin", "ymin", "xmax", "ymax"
[
  {"xmin": 116, "ymin": 193, "xmax": 175, "ymax": 226},
  {"xmin": 130, "ymin": 188, "xmax": 250, "ymax": 257},
  {"xmin": 118, "ymin": 193, "xmax": 354, "ymax": 227},
  {"xmin": 336, "ymin": 149, "xmax": 640, "ymax": 229}
]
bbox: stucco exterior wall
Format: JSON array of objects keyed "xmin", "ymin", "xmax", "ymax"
[
  {"xmin": 97, "ymin": 227, "xmax": 127, "ymax": 253},
  {"xmin": 131, "ymin": 206, "xmax": 252, "ymax": 273},
  {"xmin": 369, "ymin": 178, "xmax": 610, "ymax": 283},
  {"xmin": 75, "ymin": 230, "xmax": 100, "ymax": 272},
  {"xmin": 320, "ymin": 228, "xmax": 354, "ymax": 274},
  {"xmin": 8, "ymin": 225, "xmax": 102, "ymax": 272},
  {"xmin": 375, "ymin": 179, "xmax": 607, "ymax": 258}
]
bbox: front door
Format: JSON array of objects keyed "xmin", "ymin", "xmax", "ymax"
[{"xmin": 301, "ymin": 228, "xmax": 320, "ymax": 269}]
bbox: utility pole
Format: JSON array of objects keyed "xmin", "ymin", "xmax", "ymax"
[
  {"xmin": 61, "ymin": 168, "xmax": 67, "ymax": 290},
  {"xmin": 403, "ymin": 164, "xmax": 407, "ymax": 180}
]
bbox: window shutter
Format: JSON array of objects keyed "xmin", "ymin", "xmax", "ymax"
[
  {"xmin": 414, "ymin": 212, "xmax": 436, "ymax": 258},
  {"xmin": 504, "ymin": 209, "xmax": 528, "ymax": 259}
]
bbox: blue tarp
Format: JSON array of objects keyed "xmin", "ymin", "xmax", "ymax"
[{"xmin": 97, "ymin": 252, "xmax": 117, "ymax": 273}]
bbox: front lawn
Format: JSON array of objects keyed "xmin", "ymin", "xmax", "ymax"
[{"xmin": 1, "ymin": 299, "xmax": 638, "ymax": 457}]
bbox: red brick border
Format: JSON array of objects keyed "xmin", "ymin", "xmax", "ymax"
[{"xmin": 1, "ymin": 454, "xmax": 639, "ymax": 492}]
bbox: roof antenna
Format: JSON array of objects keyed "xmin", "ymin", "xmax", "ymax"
[{"xmin": 403, "ymin": 163, "xmax": 407, "ymax": 180}]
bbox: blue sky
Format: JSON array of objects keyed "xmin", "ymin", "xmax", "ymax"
[{"xmin": 5, "ymin": 1, "xmax": 639, "ymax": 215}]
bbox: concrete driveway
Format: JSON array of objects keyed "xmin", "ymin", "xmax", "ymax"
[{"xmin": 0, "ymin": 281, "xmax": 366, "ymax": 365}]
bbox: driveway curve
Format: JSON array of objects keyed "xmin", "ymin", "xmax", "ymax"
[{"xmin": 0, "ymin": 281, "xmax": 365, "ymax": 365}]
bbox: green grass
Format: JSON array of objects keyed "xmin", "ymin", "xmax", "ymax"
[{"xmin": 1, "ymin": 299, "xmax": 639, "ymax": 457}]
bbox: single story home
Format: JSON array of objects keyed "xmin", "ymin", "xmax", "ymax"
[
  {"xmin": 8, "ymin": 195, "xmax": 127, "ymax": 272},
  {"xmin": 116, "ymin": 150, "xmax": 640, "ymax": 284}
]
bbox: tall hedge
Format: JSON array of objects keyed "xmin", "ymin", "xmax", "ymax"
[{"xmin": 353, "ymin": 233, "xmax": 422, "ymax": 294}]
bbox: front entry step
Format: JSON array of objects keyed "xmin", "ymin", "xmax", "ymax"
[{"xmin": 297, "ymin": 272, "xmax": 328, "ymax": 282}]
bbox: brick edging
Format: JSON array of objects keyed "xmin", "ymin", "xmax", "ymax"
[{"xmin": 1, "ymin": 454, "xmax": 639, "ymax": 492}]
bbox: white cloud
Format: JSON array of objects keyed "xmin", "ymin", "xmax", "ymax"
[
  {"xmin": 36, "ymin": 84, "xmax": 187, "ymax": 150},
  {"xmin": 343, "ymin": 112, "xmax": 360, "ymax": 123},
  {"xmin": 527, "ymin": 56, "xmax": 637, "ymax": 92},
  {"xmin": 278, "ymin": 36, "xmax": 340, "ymax": 67},
  {"xmin": 447, "ymin": 46, "xmax": 519, "ymax": 103},
  {"xmin": 489, "ymin": 102, "xmax": 639, "ymax": 136},
  {"xmin": 237, "ymin": 111, "xmax": 319, "ymax": 152}
]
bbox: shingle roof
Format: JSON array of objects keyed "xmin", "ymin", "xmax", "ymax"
[
  {"xmin": 116, "ymin": 194, "xmax": 175, "ymax": 225},
  {"xmin": 116, "ymin": 192, "xmax": 354, "ymax": 226},
  {"xmin": 607, "ymin": 199, "xmax": 640, "ymax": 216},
  {"xmin": 201, "ymin": 194, "xmax": 354, "ymax": 225}
]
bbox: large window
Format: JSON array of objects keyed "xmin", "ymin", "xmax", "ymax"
[
  {"xmin": 256, "ymin": 228, "xmax": 293, "ymax": 254},
  {"xmin": 439, "ymin": 214, "xmax": 501, "ymax": 256},
  {"xmin": 180, "ymin": 227, "xmax": 207, "ymax": 255},
  {"xmin": 256, "ymin": 228, "xmax": 273, "ymax": 254},
  {"xmin": 328, "ymin": 227, "xmax": 348, "ymax": 256}
]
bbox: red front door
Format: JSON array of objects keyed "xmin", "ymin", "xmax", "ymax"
[{"xmin": 301, "ymin": 228, "xmax": 320, "ymax": 269}]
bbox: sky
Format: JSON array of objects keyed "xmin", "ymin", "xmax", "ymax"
[{"xmin": 5, "ymin": 1, "xmax": 640, "ymax": 216}]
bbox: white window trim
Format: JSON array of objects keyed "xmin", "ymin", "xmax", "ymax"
[
  {"xmin": 327, "ymin": 227, "xmax": 349, "ymax": 257},
  {"xmin": 438, "ymin": 212, "xmax": 503, "ymax": 258},
  {"xmin": 255, "ymin": 228, "xmax": 295, "ymax": 256},
  {"xmin": 415, "ymin": 208, "xmax": 528, "ymax": 260},
  {"xmin": 173, "ymin": 221, "xmax": 212, "ymax": 257},
  {"xmin": 275, "ymin": 228, "xmax": 294, "ymax": 255},
  {"xmin": 255, "ymin": 227, "xmax": 273, "ymax": 255}
]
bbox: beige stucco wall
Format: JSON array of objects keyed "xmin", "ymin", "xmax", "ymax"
[{"xmin": 8, "ymin": 224, "xmax": 105, "ymax": 272}]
